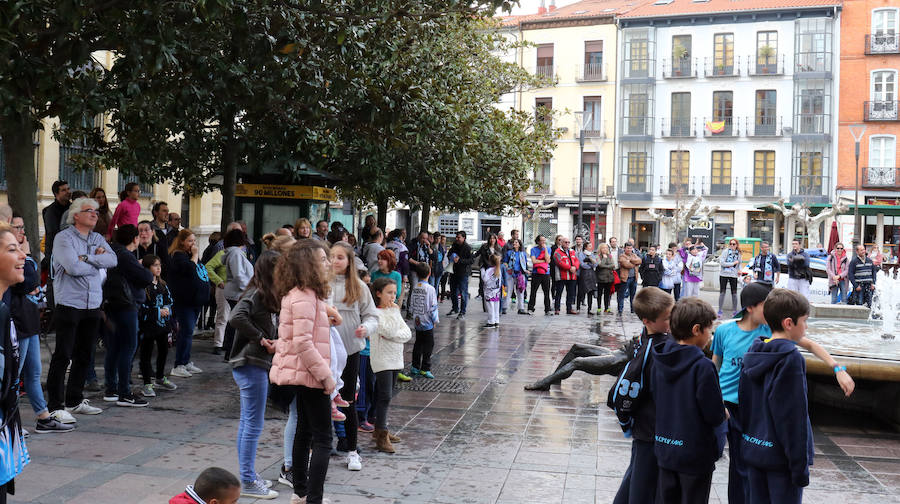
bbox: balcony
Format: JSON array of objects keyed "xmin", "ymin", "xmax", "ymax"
[
  {"xmin": 747, "ymin": 54, "xmax": 784, "ymax": 76},
  {"xmin": 662, "ymin": 58, "xmax": 697, "ymax": 79},
  {"xmin": 658, "ymin": 176, "xmax": 695, "ymax": 197},
  {"xmin": 862, "ymin": 166, "xmax": 900, "ymax": 188},
  {"xmin": 702, "ymin": 117, "xmax": 739, "ymax": 138},
  {"xmin": 529, "ymin": 179, "xmax": 552, "ymax": 195},
  {"xmin": 659, "ymin": 118, "xmax": 696, "ymax": 138},
  {"xmin": 742, "ymin": 176, "xmax": 782, "ymax": 198},
  {"xmin": 704, "ymin": 56, "xmax": 740, "ymax": 78},
  {"xmin": 746, "ymin": 116, "xmax": 786, "ymax": 137},
  {"xmin": 866, "ymin": 34, "xmax": 900, "ymax": 55},
  {"xmin": 572, "ymin": 177, "xmax": 600, "ymax": 196},
  {"xmin": 580, "ymin": 120, "xmax": 607, "ymax": 139},
  {"xmin": 794, "ymin": 53, "xmax": 832, "ymax": 77},
  {"xmin": 697, "ymin": 176, "xmax": 736, "ymax": 197},
  {"xmin": 618, "ymin": 167, "xmax": 653, "ymax": 199},
  {"xmin": 864, "ymin": 101, "xmax": 900, "ymax": 121},
  {"xmin": 790, "ymin": 175, "xmax": 830, "ymax": 203},
  {"xmin": 795, "ymin": 114, "xmax": 830, "ymax": 136},
  {"xmin": 620, "ymin": 116, "xmax": 654, "ymax": 140},
  {"xmin": 535, "ymin": 64, "xmax": 556, "ymax": 80},
  {"xmin": 575, "ymin": 63, "xmax": 608, "ymax": 82}
]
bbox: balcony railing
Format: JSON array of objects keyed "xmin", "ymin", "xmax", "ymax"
[
  {"xmin": 580, "ymin": 120, "xmax": 607, "ymax": 139},
  {"xmin": 621, "ymin": 116, "xmax": 654, "ymax": 138},
  {"xmin": 530, "ymin": 179, "xmax": 552, "ymax": 195},
  {"xmin": 697, "ymin": 176, "xmax": 736, "ymax": 197},
  {"xmin": 747, "ymin": 54, "xmax": 784, "ymax": 76},
  {"xmin": 742, "ymin": 176, "xmax": 782, "ymax": 198},
  {"xmin": 746, "ymin": 116, "xmax": 785, "ymax": 137},
  {"xmin": 535, "ymin": 64, "xmax": 555, "ymax": 79},
  {"xmin": 866, "ymin": 34, "xmax": 900, "ymax": 54},
  {"xmin": 659, "ymin": 117, "xmax": 696, "ymax": 138},
  {"xmin": 864, "ymin": 101, "xmax": 900, "ymax": 121},
  {"xmin": 862, "ymin": 166, "xmax": 900, "ymax": 188},
  {"xmin": 619, "ymin": 169, "xmax": 653, "ymax": 196},
  {"xmin": 796, "ymin": 114, "xmax": 830, "ymax": 135},
  {"xmin": 575, "ymin": 63, "xmax": 607, "ymax": 82},
  {"xmin": 662, "ymin": 58, "xmax": 698, "ymax": 79},
  {"xmin": 794, "ymin": 53, "xmax": 831, "ymax": 74},
  {"xmin": 658, "ymin": 176, "xmax": 692, "ymax": 197},
  {"xmin": 704, "ymin": 56, "xmax": 740, "ymax": 78},
  {"xmin": 702, "ymin": 117, "xmax": 739, "ymax": 137},
  {"xmin": 572, "ymin": 177, "xmax": 600, "ymax": 196},
  {"xmin": 791, "ymin": 174, "xmax": 830, "ymax": 201}
]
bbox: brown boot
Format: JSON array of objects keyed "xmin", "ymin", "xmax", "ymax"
[
  {"xmin": 374, "ymin": 429, "xmax": 395, "ymax": 453},
  {"xmin": 388, "ymin": 431, "xmax": 401, "ymax": 443}
]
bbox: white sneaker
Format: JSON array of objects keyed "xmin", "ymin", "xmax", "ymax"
[
  {"xmin": 170, "ymin": 365, "xmax": 192, "ymax": 378},
  {"xmin": 185, "ymin": 362, "xmax": 203, "ymax": 374},
  {"xmin": 347, "ymin": 450, "xmax": 362, "ymax": 471},
  {"xmin": 65, "ymin": 399, "xmax": 102, "ymax": 415},
  {"xmin": 49, "ymin": 409, "xmax": 77, "ymax": 424}
]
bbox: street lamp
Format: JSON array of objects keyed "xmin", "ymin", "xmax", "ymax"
[
  {"xmin": 574, "ymin": 111, "xmax": 593, "ymax": 238},
  {"xmin": 849, "ymin": 124, "xmax": 867, "ymax": 244}
]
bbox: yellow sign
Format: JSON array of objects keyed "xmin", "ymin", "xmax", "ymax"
[{"xmin": 235, "ymin": 184, "xmax": 337, "ymax": 201}]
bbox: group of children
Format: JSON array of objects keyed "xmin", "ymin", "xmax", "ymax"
[{"xmin": 612, "ymin": 283, "xmax": 854, "ymax": 504}]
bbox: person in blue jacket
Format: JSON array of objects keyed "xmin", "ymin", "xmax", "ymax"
[
  {"xmin": 651, "ymin": 297, "xmax": 726, "ymax": 504},
  {"xmin": 739, "ymin": 289, "xmax": 815, "ymax": 504}
]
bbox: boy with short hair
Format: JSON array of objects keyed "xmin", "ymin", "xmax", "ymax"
[
  {"xmin": 651, "ymin": 297, "xmax": 726, "ymax": 503},
  {"xmin": 409, "ymin": 262, "xmax": 439, "ymax": 379},
  {"xmin": 739, "ymin": 289, "xmax": 814, "ymax": 504},
  {"xmin": 170, "ymin": 467, "xmax": 240, "ymax": 504},
  {"xmin": 612, "ymin": 287, "xmax": 675, "ymax": 504}
]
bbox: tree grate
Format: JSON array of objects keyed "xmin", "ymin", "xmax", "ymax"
[{"xmin": 395, "ymin": 378, "xmax": 473, "ymax": 394}]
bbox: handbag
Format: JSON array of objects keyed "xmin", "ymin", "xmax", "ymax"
[{"xmin": 611, "ymin": 270, "xmax": 621, "ymax": 294}]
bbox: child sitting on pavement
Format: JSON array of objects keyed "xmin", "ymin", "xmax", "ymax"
[{"xmin": 170, "ymin": 467, "xmax": 240, "ymax": 504}]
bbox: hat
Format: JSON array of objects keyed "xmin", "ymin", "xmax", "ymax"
[{"xmin": 735, "ymin": 282, "xmax": 772, "ymax": 319}]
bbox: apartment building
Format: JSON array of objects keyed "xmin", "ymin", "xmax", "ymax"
[{"xmin": 615, "ymin": 0, "xmax": 842, "ymax": 250}]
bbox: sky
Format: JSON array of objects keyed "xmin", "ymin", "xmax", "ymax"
[{"xmin": 507, "ymin": 0, "xmax": 581, "ymax": 15}]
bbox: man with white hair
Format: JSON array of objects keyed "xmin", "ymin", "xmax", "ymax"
[{"xmin": 46, "ymin": 197, "xmax": 118, "ymax": 420}]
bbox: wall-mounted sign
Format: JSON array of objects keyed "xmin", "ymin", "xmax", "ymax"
[
  {"xmin": 687, "ymin": 217, "xmax": 714, "ymax": 244},
  {"xmin": 235, "ymin": 184, "xmax": 337, "ymax": 201}
]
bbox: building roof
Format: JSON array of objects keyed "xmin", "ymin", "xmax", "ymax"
[
  {"xmin": 499, "ymin": 0, "xmax": 643, "ymax": 27},
  {"xmin": 619, "ymin": 0, "xmax": 842, "ymax": 19}
]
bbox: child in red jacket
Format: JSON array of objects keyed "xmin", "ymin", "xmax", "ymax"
[{"xmin": 170, "ymin": 467, "xmax": 240, "ymax": 504}]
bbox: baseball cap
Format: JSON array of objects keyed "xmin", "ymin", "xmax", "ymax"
[{"xmin": 735, "ymin": 282, "xmax": 772, "ymax": 319}]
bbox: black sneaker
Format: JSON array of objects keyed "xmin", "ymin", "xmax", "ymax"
[
  {"xmin": 116, "ymin": 394, "xmax": 149, "ymax": 407},
  {"xmin": 35, "ymin": 417, "xmax": 76, "ymax": 434},
  {"xmin": 103, "ymin": 390, "xmax": 118, "ymax": 402},
  {"xmin": 278, "ymin": 465, "xmax": 293, "ymax": 488}
]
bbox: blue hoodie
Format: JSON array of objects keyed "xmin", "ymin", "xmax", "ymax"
[
  {"xmin": 651, "ymin": 338, "xmax": 727, "ymax": 474},
  {"xmin": 738, "ymin": 337, "xmax": 814, "ymax": 487}
]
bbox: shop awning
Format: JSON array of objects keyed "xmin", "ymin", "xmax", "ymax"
[{"xmin": 753, "ymin": 202, "xmax": 900, "ymax": 216}]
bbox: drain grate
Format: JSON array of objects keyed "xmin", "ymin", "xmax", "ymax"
[
  {"xmin": 395, "ymin": 378, "xmax": 473, "ymax": 394},
  {"xmin": 431, "ymin": 364, "xmax": 465, "ymax": 377}
]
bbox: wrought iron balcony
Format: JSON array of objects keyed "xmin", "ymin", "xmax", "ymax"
[
  {"xmin": 702, "ymin": 117, "xmax": 739, "ymax": 138},
  {"xmin": 748, "ymin": 54, "xmax": 784, "ymax": 76},
  {"xmin": 747, "ymin": 116, "xmax": 785, "ymax": 137},
  {"xmin": 575, "ymin": 63, "xmax": 607, "ymax": 82},
  {"xmin": 697, "ymin": 176, "xmax": 736, "ymax": 197},
  {"xmin": 864, "ymin": 101, "xmax": 900, "ymax": 121},
  {"xmin": 704, "ymin": 56, "xmax": 740, "ymax": 78},
  {"xmin": 862, "ymin": 166, "xmax": 900, "ymax": 188},
  {"xmin": 658, "ymin": 176, "xmax": 695, "ymax": 197},
  {"xmin": 659, "ymin": 118, "xmax": 696, "ymax": 138},
  {"xmin": 866, "ymin": 34, "xmax": 900, "ymax": 55},
  {"xmin": 742, "ymin": 176, "xmax": 782, "ymax": 198},
  {"xmin": 662, "ymin": 58, "xmax": 697, "ymax": 79}
]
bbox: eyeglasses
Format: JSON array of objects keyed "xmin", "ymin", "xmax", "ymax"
[
  {"xmin": 836, "ymin": 247, "xmax": 844, "ymax": 250},
  {"xmin": 79, "ymin": 208, "xmax": 98, "ymax": 214}
]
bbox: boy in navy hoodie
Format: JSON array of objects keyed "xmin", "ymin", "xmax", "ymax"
[
  {"xmin": 612, "ymin": 287, "xmax": 674, "ymax": 504},
  {"xmin": 739, "ymin": 288, "xmax": 814, "ymax": 504},
  {"xmin": 651, "ymin": 297, "xmax": 726, "ymax": 503}
]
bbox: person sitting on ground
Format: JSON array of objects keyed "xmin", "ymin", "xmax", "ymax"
[{"xmin": 170, "ymin": 467, "xmax": 241, "ymax": 504}]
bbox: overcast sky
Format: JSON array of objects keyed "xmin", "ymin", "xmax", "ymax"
[{"xmin": 506, "ymin": 0, "xmax": 581, "ymax": 14}]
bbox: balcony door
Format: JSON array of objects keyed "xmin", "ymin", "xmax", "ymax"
[
  {"xmin": 755, "ymin": 90, "xmax": 777, "ymax": 135},
  {"xmin": 874, "ymin": 9, "xmax": 898, "ymax": 38},
  {"xmin": 872, "ymin": 70, "xmax": 897, "ymax": 119},
  {"xmin": 869, "ymin": 136, "xmax": 897, "ymax": 186},
  {"xmin": 713, "ymin": 91, "xmax": 733, "ymax": 134},
  {"xmin": 584, "ymin": 40, "xmax": 603, "ymax": 80}
]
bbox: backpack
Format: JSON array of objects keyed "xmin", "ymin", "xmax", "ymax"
[{"xmin": 607, "ymin": 331, "xmax": 654, "ymax": 435}]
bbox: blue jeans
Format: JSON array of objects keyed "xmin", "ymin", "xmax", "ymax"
[
  {"xmin": 451, "ymin": 274, "xmax": 470, "ymax": 314},
  {"xmin": 233, "ymin": 365, "xmax": 269, "ymax": 483},
  {"xmin": 284, "ymin": 398, "xmax": 297, "ymax": 468},
  {"xmin": 104, "ymin": 309, "xmax": 139, "ymax": 397},
  {"xmin": 18, "ymin": 335, "xmax": 48, "ymax": 416},
  {"xmin": 831, "ymin": 280, "xmax": 848, "ymax": 304},
  {"xmin": 617, "ymin": 276, "xmax": 637, "ymax": 313},
  {"xmin": 174, "ymin": 305, "xmax": 199, "ymax": 366}
]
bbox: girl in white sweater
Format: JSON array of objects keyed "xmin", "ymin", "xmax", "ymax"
[{"xmin": 369, "ymin": 277, "xmax": 412, "ymax": 454}]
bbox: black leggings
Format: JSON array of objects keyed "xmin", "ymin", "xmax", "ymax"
[
  {"xmin": 339, "ymin": 352, "xmax": 360, "ymax": 450},
  {"xmin": 374, "ymin": 369, "xmax": 398, "ymax": 430},
  {"xmin": 719, "ymin": 276, "xmax": 739, "ymax": 313},
  {"xmin": 439, "ymin": 272, "xmax": 450, "ymax": 299},
  {"xmin": 577, "ymin": 288, "xmax": 595, "ymax": 311},
  {"xmin": 597, "ymin": 282, "xmax": 612, "ymax": 311},
  {"xmin": 528, "ymin": 273, "xmax": 551, "ymax": 312},
  {"xmin": 292, "ymin": 385, "xmax": 332, "ymax": 503},
  {"xmin": 139, "ymin": 329, "xmax": 169, "ymax": 384},
  {"xmin": 412, "ymin": 329, "xmax": 434, "ymax": 371}
]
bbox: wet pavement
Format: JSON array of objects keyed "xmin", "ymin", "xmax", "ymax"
[{"xmin": 11, "ymin": 288, "xmax": 900, "ymax": 503}]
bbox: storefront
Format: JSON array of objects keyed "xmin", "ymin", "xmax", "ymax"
[
  {"xmin": 568, "ymin": 202, "xmax": 607, "ymax": 249},
  {"xmin": 234, "ymin": 183, "xmax": 338, "ymax": 249}
]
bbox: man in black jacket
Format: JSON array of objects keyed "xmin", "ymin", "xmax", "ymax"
[
  {"xmin": 447, "ymin": 231, "xmax": 474, "ymax": 320},
  {"xmin": 41, "ymin": 180, "xmax": 71, "ymax": 270},
  {"xmin": 639, "ymin": 245, "xmax": 664, "ymax": 288}
]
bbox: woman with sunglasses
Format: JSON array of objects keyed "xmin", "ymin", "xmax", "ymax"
[
  {"xmin": 718, "ymin": 239, "xmax": 742, "ymax": 317},
  {"xmin": 827, "ymin": 242, "xmax": 849, "ymax": 304}
]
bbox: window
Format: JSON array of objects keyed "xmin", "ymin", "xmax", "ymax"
[
  {"xmin": 118, "ymin": 172, "xmax": 151, "ymax": 198},
  {"xmin": 536, "ymin": 44, "xmax": 554, "ymax": 78},
  {"xmin": 871, "ymin": 9, "xmax": 899, "ymax": 53},
  {"xmin": 755, "ymin": 90, "xmax": 777, "ymax": 134},
  {"xmin": 756, "ymin": 31, "xmax": 778, "ymax": 73},
  {"xmin": 669, "ymin": 151, "xmax": 690, "ymax": 194},
  {"xmin": 581, "ymin": 152, "xmax": 599, "ymax": 195},
  {"xmin": 868, "ymin": 136, "xmax": 897, "ymax": 186},
  {"xmin": 627, "ymin": 93, "xmax": 648, "ymax": 135},
  {"xmin": 713, "ymin": 91, "xmax": 734, "ymax": 133},
  {"xmin": 671, "ymin": 35, "xmax": 692, "ymax": 75},
  {"xmin": 754, "ymin": 151, "xmax": 776, "ymax": 195},
  {"xmin": 796, "ymin": 19, "xmax": 831, "ymax": 73},
  {"xmin": 670, "ymin": 92, "xmax": 691, "ymax": 136},
  {"xmin": 535, "ymin": 97, "xmax": 552, "ymax": 125},
  {"xmin": 533, "ymin": 161, "xmax": 551, "ymax": 193},
  {"xmin": 626, "ymin": 152, "xmax": 648, "ymax": 192},
  {"xmin": 872, "ymin": 70, "xmax": 896, "ymax": 102},
  {"xmin": 628, "ymin": 36, "xmax": 649, "ymax": 78},
  {"xmin": 798, "ymin": 87, "xmax": 824, "ymax": 133},
  {"xmin": 797, "ymin": 152, "xmax": 823, "ymax": 196},
  {"xmin": 713, "ymin": 33, "xmax": 734, "ymax": 74},
  {"xmin": 583, "ymin": 97, "xmax": 603, "ymax": 136},
  {"xmin": 710, "ymin": 151, "xmax": 732, "ymax": 195},
  {"xmin": 584, "ymin": 40, "xmax": 604, "ymax": 80}
]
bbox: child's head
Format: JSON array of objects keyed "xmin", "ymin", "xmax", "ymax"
[
  {"xmin": 689, "ymin": 245, "xmax": 699, "ymax": 256},
  {"xmin": 371, "ymin": 277, "xmax": 397, "ymax": 307},
  {"xmin": 275, "ymin": 240, "xmax": 331, "ymax": 299},
  {"xmin": 141, "ymin": 254, "xmax": 162, "ymax": 279},
  {"xmin": 248, "ymin": 250, "xmax": 281, "ymax": 312},
  {"xmin": 669, "ymin": 297, "xmax": 717, "ymax": 348},
  {"xmin": 192, "ymin": 467, "xmax": 240, "ymax": 504},
  {"xmin": 360, "ymin": 270, "xmax": 371, "ymax": 284},
  {"xmin": 736, "ymin": 281, "xmax": 771, "ymax": 324},
  {"xmin": 665, "ymin": 248, "xmax": 674, "ymax": 259},
  {"xmin": 648, "ymin": 244, "xmax": 657, "ymax": 256},
  {"xmin": 488, "ymin": 253, "xmax": 500, "ymax": 268},
  {"xmin": 763, "ymin": 288, "xmax": 810, "ymax": 340},
  {"xmin": 633, "ymin": 287, "xmax": 675, "ymax": 334},
  {"xmin": 330, "ymin": 241, "xmax": 354, "ymax": 276},
  {"xmin": 414, "ymin": 261, "xmax": 431, "ymax": 281},
  {"xmin": 377, "ymin": 249, "xmax": 396, "ymax": 272}
]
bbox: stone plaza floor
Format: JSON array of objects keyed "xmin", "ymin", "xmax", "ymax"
[{"xmin": 10, "ymin": 289, "xmax": 900, "ymax": 503}]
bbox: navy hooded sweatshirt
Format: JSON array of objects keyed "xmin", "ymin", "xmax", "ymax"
[
  {"xmin": 629, "ymin": 331, "xmax": 671, "ymax": 442},
  {"xmin": 651, "ymin": 338, "xmax": 727, "ymax": 474},
  {"xmin": 738, "ymin": 337, "xmax": 814, "ymax": 487}
]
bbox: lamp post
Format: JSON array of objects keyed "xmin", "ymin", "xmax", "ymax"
[
  {"xmin": 574, "ymin": 111, "xmax": 592, "ymax": 239},
  {"xmin": 849, "ymin": 124, "xmax": 867, "ymax": 244}
]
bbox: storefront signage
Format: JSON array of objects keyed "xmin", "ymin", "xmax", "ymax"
[
  {"xmin": 867, "ymin": 197, "xmax": 900, "ymax": 206},
  {"xmin": 235, "ymin": 184, "xmax": 337, "ymax": 201},
  {"xmin": 687, "ymin": 218, "xmax": 714, "ymax": 244}
]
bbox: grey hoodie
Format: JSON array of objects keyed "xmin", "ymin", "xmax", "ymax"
[
  {"xmin": 330, "ymin": 274, "xmax": 380, "ymax": 355},
  {"xmin": 223, "ymin": 246, "xmax": 253, "ymax": 301}
]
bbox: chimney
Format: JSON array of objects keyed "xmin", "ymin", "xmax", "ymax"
[
  {"xmin": 538, "ymin": 0, "xmax": 547, "ymax": 14},
  {"xmin": 549, "ymin": 0, "xmax": 557, "ymax": 11}
]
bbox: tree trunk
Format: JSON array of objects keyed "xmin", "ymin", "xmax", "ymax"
[
  {"xmin": 376, "ymin": 196, "xmax": 388, "ymax": 231},
  {"xmin": 1, "ymin": 116, "xmax": 41, "ymax": 265},
  {"xmin": 420, "ymin": 202, "xmax": 431, "ymax": 233},
  {"xmin": 219, "ymin": 111, "xmax": 238, "ymax": 234}
]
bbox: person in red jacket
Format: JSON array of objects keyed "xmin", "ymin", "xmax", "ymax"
[
  {"xmin": 552, "ymin": 236, "xmax": 580, "ymax": 315},
  {"xmin": 170, "ymin": 467, "xmax": 240, "ymax": 504}
]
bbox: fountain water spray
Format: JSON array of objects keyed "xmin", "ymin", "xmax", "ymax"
[{"xmin": 871, "ymin": 270, "xmax": 899, "ymax": 340}]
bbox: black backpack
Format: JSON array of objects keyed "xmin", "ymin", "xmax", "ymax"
[{"xmin": 607, "ymin": 330, "xmax": 655, "ymax": 435}]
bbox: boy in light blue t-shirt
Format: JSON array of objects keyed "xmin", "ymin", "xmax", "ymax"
[{"xmin": 711, "ymin": 282, "xmax": 855, "ymax": 504}]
